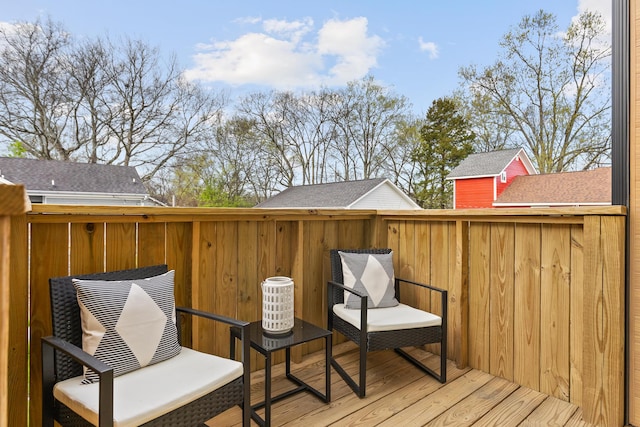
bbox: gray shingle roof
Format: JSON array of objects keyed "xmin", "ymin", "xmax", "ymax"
[
  {"xmin": 447, "ymin": 148, "xmax": 525, "ymax": 178},
  {"xmin": 255, "ymin": 178, "xmax": 388, "ymax": 208},
  {"xmin": 0, "ymin": 157, "xmax": 147, "ymax": 194}
]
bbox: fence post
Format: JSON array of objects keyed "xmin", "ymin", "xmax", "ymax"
[{"xmin": 0, "ymin": 185, "xmax": 30, "ymax": 427}]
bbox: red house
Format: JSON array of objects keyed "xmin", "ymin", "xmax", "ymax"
[{"xmin": 446, "ymin": 147, "xmax": 537, "ymax": 209}]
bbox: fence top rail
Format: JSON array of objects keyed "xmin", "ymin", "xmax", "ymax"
[{"xmin": 24, "ymin": 204, "xmax": 626, "ymax": 225}]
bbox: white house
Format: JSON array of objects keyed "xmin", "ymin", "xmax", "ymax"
[{"xmin": 255, "ymin": 178, "xmax": 421, "ymax": 210}]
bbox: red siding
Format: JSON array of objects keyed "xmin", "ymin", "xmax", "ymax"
[
  {"xmin": 497, "ymin": 157, "xmax": 530, "ymax": 196},
  {"xmin": 455, "ymin": 177, "xmax": 495, "ymax": 208}
]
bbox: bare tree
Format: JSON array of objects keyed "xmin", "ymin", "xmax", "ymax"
[
  {"xmin": 0, "ymin": 18, "xmax": 75, "ymax": 159},
  {"xmin": 331, "ymin": 76, "xmax": 411, "ymax": 180},
  {"xmin": 0, "ymin": 20, "xmax": 228, "ymax": 185},
  {"xmin": 99, "ymin": 38, "xmax": 226, "ymax": 180},
  {"xmin": 459, "ymin": 10, "xmax": 611, "ymax": 172}
]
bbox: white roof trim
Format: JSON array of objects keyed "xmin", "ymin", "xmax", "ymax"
[
  {"xmin": 28, "ymin": 190, "xmax": 148, "ymax": 198},
  {"xmin": 446, "ymin": 174, "xmax": 497, "ymax": 181}
]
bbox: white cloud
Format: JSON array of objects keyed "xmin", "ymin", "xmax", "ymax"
[
  {"xmin": 418, "ymin": 37, "xmax": 439, "ymax": 59},
  {"xmin": 263, "ymin": 17, "xmax": 313, "ymax": 44},
  {"xmin": 183, "ymin": 17, "xmax": 384, "ymax": 89},
  {"xmin": 576, "ymin": 0, "xmax": 611, "ymax": 34}
]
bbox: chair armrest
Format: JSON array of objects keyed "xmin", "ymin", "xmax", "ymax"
[
  {"xmin": 327, "ymin": 280, "xmax": 367, "ymax": 302},
  {"xmin": 175, "ymin": 306, "xmax": 251, "ymax": 363},
  {"xmin": 396, "ymin": 278, "xmax": 447, "ymax": 294},
  {"xmin": 395, "ymin": 278, "xmax": 448, "ymax": 322},
  {"xmin": 176, "ymin": 306, "xmax": 250, "ymax": 328},
  {"xmin": 327, "ymin": 280, "xmax": 368, "ymax": 334},
  {"xmin": 41, "ymin": 336, "xmax": 113, "ymax": 427}
]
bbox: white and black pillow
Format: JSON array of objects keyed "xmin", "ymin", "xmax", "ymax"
[
  {"xmin": 73, "ymin": 270, "xmax": 181, "ymax": 383},
  {"xmin": 339, "ymin": 251, "xmax": 399, "ymax": 309}
]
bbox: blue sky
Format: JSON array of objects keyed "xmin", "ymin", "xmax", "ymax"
[{"xmin": 2, "ymin": 0, "xmax": 610, "ymax": 115}]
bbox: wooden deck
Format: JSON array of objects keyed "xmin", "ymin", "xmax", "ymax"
[{"xmin": 211, "ymin": 341, "xmax": 595, "ymax": 427}]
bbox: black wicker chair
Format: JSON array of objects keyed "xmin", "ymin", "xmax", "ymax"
[
  {"xmin": 41, "ymin": 264, "xmax": 251, "ymax": 427},
  {"xmin": 327, "ymin": 249, "xmax": 447, "ymax": 398}
]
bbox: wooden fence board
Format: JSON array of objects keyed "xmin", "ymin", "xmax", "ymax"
[
  {"xmin": 106, "ymin": 222, "xmax": 136, "ymax": 270},
  {"xmin": 513, "ymin": 223, "xmax": 541, "ymax": 390},
  {"xmin": 582, "ymin": 215, "xmax": 605, "ymax": 425},
  {"xmin": 431, "ymin": 222, "xmax": 449, "ymax": 328},
  {"xmin": 71, "ymin": 222, "xmax": 105, "ymax": 274},
  {"xmin": 469, "ymin": 222, "xmax": 491, "ymax": 372},
  {"xmin": 29, "ymin": 222, "xmax": 69, "ymax": 425},
  {"xmin": 167, "ymin": 222, "xmax": 193, "ymax": 347},
  {"xmin": 599, "ymin": 216, "xmax": 625, "ymax": 426},
  {"xmin": 138, "ymin": 222, "xmax": 166, "ymax": 266},
  {"xmin": 414, "ymin": 221, "xmax": 432, "ymax": 312},
  {"xmin": 214, "ymin": 221, "xmax": 238, "ymax": 358},
  {"xmin": 540, "ymin": 224, "xmax": 571, "ymax": 400},
  {"xmin": 192, "ymin": 221, "xmax": 217, "ymax": 354},
  {"xmin": 570, "ymin": 225, "xmax": 584, "ymax": 407},
  {"xmin": 304, "ymin": 221, "xmax": 327, "ymax": 353},
  {"xmin": 489, "ymin": 222, "xmax": 515, "ymax": 381}
]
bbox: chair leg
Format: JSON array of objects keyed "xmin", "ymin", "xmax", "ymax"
[
  {"xmin": 331, "ymin": 344, "xmax": 369, "ymax": 399},
  {"xmin": 394, "ymin": 347, "xmax": 446, "ymax": 383},
  {"xmin": 359, "ymin": 341, "xmax": 367, "ymax": 397},
  {"xmin": 331, "ymin": 355, "xmax": 365, "ymax": 398}
]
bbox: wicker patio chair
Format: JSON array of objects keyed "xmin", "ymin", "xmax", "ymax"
[
  {"xmin": 327, "ymin": 249, "xmax": 447, "ymax": 398},
  {"xmin": 41, "ymin": 264, "xmax": 251, "ymax": 427}
]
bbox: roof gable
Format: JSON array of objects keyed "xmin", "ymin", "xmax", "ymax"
[
  {"xmin": 0, "ymin": 157, "xmax": 147, "ymax": 195},
  {"xmin": 447, "ymin": 147, "xmax": 537, "ymax": 179},
  {"xmin": 493, "ymin": 167, "xmax": 611, "ymax": 206},
  {"xmin": 255, "ymin": 178, "xmax": 420, "ymax": 209}
]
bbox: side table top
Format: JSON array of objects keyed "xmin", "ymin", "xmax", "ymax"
[{"xmin": 237, "ymin": 317, "xmax": 331, "ymax": 353}]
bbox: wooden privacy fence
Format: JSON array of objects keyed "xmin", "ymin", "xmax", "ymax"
[{"xmin": 0, "ymin": 193, "xmax": 626, "ymax": 426}]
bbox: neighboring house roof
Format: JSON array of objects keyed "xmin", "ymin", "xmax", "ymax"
[
  {"xmin": 0, "ymin": 157, "xmax": 146, "ymax": 194},
  {"xmin": 447, "ymin": 147, "xmax": 537, "ymax": 179},
  {"xmin": 493, "ymin": 167, "xmax": 611, "ymax": 207},
  {"xmin": 255, "ymin": 178, "xmax": 421, "ymax": 209},
  {"xmin": 0, "ymin": 157, "xmax": 160, "ymax": 205}
]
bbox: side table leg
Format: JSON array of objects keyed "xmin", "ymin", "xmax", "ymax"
[
  {"xmin": 265, "ymin": 352, "xmax": 271, "ymax": 427},
  {"xmin": 326, "ymin": 335, "xmax": 331, "ymax": 402}
]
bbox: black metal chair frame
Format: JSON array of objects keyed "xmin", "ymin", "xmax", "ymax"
[
  {"xmin": 327, "ymin": 249, "xmax": 447, "ymax": 398},
  {"xmin": 41, "ymin": 264, "xmax": 251, "ymax": 427}
]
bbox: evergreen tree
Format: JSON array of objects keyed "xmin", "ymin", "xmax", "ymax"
[{"xmin": 412, "ymin": 97, "xmax": 475, "ymax": 209}]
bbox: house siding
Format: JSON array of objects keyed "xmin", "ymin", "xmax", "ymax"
[
  {"xmin": 497, "ymin": 157, "xmax": 530, "ymax": 195},
  {"xmin": 454, "ymin": 177, "xmax": 495, "ymax": 208},
  {"xmin": 351, "ymin": 184, "xmax": 419, "ymax": 209}
]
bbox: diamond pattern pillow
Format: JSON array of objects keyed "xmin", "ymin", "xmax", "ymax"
[
  {"xmin": 339, "ymin": 251, "xmax": 399, "ymax": 309},
  {"xmin": 73, "ymin": 270, "xmax": 181, "ymax": 383}
]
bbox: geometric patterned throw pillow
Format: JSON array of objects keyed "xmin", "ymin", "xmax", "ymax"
[
  {"xmin": 339, "ymin": 251, "xmax": 399, "ymax": 309},
  {"xmin": 73, "ymin": 270, "xmax": 181, "ymax": 383}
]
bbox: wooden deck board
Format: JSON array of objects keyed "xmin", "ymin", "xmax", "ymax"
[{"xmin": 209, "ymin": 342, "xmax": 596, "ymax": 427}]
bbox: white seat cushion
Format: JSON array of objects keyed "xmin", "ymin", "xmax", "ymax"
[
  {"xmin": 53, "ymin": 347, "xmax": 243, "ymax": 427},
  {"xmin": 333, "ymin": 303, "xmax": 441, "ymax": 332}
]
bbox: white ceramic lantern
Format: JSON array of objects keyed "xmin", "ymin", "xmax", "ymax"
[{"xmin": 261, "ymin": 276, "xmax": 294, "ymax": 334}]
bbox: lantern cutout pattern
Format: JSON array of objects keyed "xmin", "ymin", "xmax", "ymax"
[{"xmin": 261, "ymin": 276, "xmax": 294, "ymax": 335}]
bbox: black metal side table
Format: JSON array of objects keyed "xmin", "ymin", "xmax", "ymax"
[{"xmin": 230, "ymin": 318, "xmax": 331, "ymax": 427}]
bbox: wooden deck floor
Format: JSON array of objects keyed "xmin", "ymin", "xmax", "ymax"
[{"xmin": 211, "ymin": 341, "xmax": 595, "ymax": 426}]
